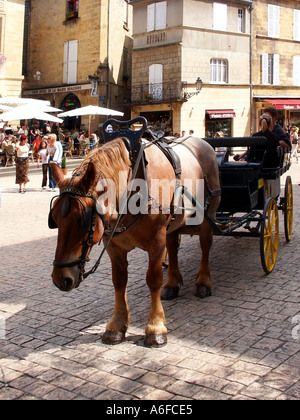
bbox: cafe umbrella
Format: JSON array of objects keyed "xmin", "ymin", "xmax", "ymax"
[
  {"xmin": 57, "ymin": 105, "xmax": 124, "ymax": 133},
  {"xmin": 0, "ymin": 104, "xmax": 63, "ymax": 124},
  {"xmin": 0, "ymin": 97, "xmax": 51, "ymax": 108}
]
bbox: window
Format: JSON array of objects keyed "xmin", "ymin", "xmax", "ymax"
[
  {"xmin": 149, "ymin": 64, "xmax": 163, "ymax": 100},
  {"xmin": 124, "ymin": 0, "xmax": 129, "ymax": 28},
  {"xmin": 210, "ymin": 59, "xmax": 228, "ymax": 83},
  {"xmin": 268, "ymin": 5, "xmax": 280, "ymax": 38},
  {"xmin": 67, "ymin": 0, "xmax": 79, "ymax": 20},
  {"xmin": 213, "ymin": 2, "xmax": 227, "ymax": 31},
  {"xmin": 63, "ymin": 40, "xmax": 78, "ymax": 85},
  {"xmin": 261, "ymin": 53, "xmax": 279, "ymax": 85},
  {"xmin": 147, "ymin": 1, "xmax": 167, "ymax": 32},
  {"xmin": 293, "ymin": 56, "xmax": 300, "ymax": 86},
  {"xmin": 294, "ymin": 10, "xmax": 300, "ymax": 41},
  {"xmin": 238, "ymin": 8, "xmax": 245, "ymax": 33}
]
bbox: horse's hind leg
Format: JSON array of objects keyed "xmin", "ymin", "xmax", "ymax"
[
  {"xmin": 102, "ymin": 247, "xmax": 130, "ymax": 345},
  {"xmin": 161, "ymin": 231, "xmax": 183, "ymax": 300},
  {"xmin": 144, "ymin": 236, "xmax": 168, "ymax": 347},
  {"xmin": 195, "ymin": 221, "xmax": 213, "ymax": 298}
]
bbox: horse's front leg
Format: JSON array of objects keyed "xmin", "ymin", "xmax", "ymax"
[
  {"xmin": 144, "ymin": 236, "xmax": 168, "ymax": 348},
  {"xmin": 102, "ymin": 247, "xmax": 130, "ymax": 345}
]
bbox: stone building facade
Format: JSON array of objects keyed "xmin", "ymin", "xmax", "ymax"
[
  {"xmin": 23, "ymin": 0, "xmax": 132, "ymax": 133},
  {"xmin": 0, "ymin": 0, "xmax": 26, "ymax": 98},
  {"xmin": 130, "ymin": 0, "xmax": 253, "ymax": 137},
  {"xmin": 129, "ymin": 0, "xmax": 300, "ymax": 136},
  {"xmin": 252, "ymin": 0, "xmax": 300, "ymax": 129}
]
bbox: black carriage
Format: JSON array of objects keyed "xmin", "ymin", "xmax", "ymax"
[
  {"xmin": 204, "ymin": 136, "xmax": 293, "ymax": 274},
  {"xmin": 102, "ymin": 118, "xmax": 293, "ymax": 275}
]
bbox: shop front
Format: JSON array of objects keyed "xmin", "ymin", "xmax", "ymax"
[
  {"xmin": 255, "ymin": 97, "xmax": 300, "ymax": 129},
  {"xmin": 59, "ymin": 93, "xmax": 81, "ymax": 131},
  {"xmin": 205, "ymin": 109, "xmax": 236, "ymax": 137}
]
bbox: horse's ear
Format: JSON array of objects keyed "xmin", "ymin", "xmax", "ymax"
[
  {"xmin": 82, "ymin": 162, "xmax": 97, "ymax": 192},
  {"xmin": 50, "ymin": 162, "xmax": 65, "ymax": 186}
]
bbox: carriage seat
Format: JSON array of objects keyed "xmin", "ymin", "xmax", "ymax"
[{"xmin": 220, "ymin": 160, "xmax": 263, "ymax": 169}]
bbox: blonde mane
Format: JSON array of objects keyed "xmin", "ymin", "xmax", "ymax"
[{"xmin": 76, "ymin": 138, "xmax": 131, "ymax": 187}]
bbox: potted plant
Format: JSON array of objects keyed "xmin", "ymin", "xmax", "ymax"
[
  {"xmin": 61, "ymin": 154, "xmax": 68, "ymax": 175},
  {"xmin": 143, "ymin": 93, "xmax": 153, "ymax": 102}
]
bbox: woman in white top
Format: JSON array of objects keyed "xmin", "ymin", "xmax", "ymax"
[{"xmin": 15, "ymin": 134, "xmax": 30, "ymax": 193}]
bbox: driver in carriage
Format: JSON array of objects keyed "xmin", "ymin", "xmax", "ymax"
[{"xmin": 234, "ymin": 113, "xmax": 291, "ymax": 168}]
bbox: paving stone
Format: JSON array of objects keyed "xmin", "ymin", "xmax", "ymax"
[{"xmin": 0, "ymin": 168, "xmax": 300, "ymax": 400}]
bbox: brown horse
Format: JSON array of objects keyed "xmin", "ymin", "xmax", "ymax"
[{"xmin": 50, "ymin": 136, "xmax": 220, "ymax": 347}]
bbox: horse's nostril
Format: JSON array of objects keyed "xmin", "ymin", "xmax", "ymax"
[{"xmin": 63, "ymin": 277, "xmax": 74, "ymax": 291}]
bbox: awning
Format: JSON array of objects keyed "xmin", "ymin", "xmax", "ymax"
[
  {"xmin": 206, "ymin": 109, "xmax": 236, "ymax": 119},
  {"xmin": 262, "ymin": 98, "xmax": 300, "ymax": 110}
]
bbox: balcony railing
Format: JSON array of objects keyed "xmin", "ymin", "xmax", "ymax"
[{"xmin": 130, "ymin": 81, "xmax": 188, "ymax": 104}]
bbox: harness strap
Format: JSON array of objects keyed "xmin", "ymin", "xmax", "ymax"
[{"xmin": 153, "ymin": 139, "xmax": 182, "ymax": 180}]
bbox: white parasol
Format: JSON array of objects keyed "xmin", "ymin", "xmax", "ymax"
[
  {"xmin": 58, "ymin": 105, "xmax": 124, "ymax": 133},
  {"xmin": 0, "ymin": 104, "xmax": 63, "ymax": 123},
  {"xmin": 0, "ymin": 96, "xmax": 51, "ymax": 107},
  {"xmin": 0, "ymin": 105, "xmax": 13, "ymax": 112}
]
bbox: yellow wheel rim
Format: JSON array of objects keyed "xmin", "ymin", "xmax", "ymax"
[
  {"xmin": 261, "ymin": 198, "xmax": 279, "ymax": 274},
  {"xmin": 284, "ymin": 177, "xmax": 293, "ymax": 242}
]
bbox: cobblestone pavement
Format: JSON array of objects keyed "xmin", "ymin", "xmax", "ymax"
[{"xmin": 0, "ymin": 161, "xmax": 299, "ymax": 400}]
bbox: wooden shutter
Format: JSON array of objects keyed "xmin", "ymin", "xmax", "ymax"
[
  {"xmin": 147, "ymin": 4, "xmax": 155, "ymax": 32},
  {"xmin": 68, "ymin": 40, "xmax": 78, "ymax": 84},
  {"xmin": 268, "ymin": 5, "xmax": 280, "ymax": 38},
  {"xmin": 214, "ymin": 3, "xmax": 227, "ymax": 31},
  {"xmin": 155, "ymin": 1, "xmax": 167, "ymax": 30},
  {"xmin": 262, "ymin": 53, "xmax": 269, "ymax": 85},
  {"xmin": 63, "ymin": 42, "xmax": 68, "ymax": 84},
  {"xmin": 294, "ymin": 10, "xmax": 300, "ymax": 41},
  {"xmin": 293, "ymin": 56, "xmax": 300, "ymax": 86},
  {"xmin": 273, "ymin": 54, "xmax": 280, "ymax": 85},
  {"xmin": 149, "ymin": 64, "xmax": 163, "ymax": 100}
]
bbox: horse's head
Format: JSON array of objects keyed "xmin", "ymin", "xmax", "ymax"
[{"xmin": 49, "ymin": 162, "xmax": 105, "ymax": 292}]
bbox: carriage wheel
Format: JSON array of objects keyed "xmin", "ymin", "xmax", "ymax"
[
  {"xmin": 260, "ymin": 197, "xmax": 279, "ymax": 274},
  {"xmin": 283, "ymin": 176, "xmax": 293, "ymax": 243},
  {"xmin": 162, "ymin": 234, "xmax": 181, "ymax": 268}
]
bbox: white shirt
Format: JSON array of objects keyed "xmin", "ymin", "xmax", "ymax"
[
  {"xmin": 16, "ymin": 144, "xmax": 29, "ymax": 158},
  {"xmin": 38, "ymin": 148, "xmax": 48, "ymax": 164}
]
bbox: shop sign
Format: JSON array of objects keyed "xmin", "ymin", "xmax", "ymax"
[
  {"xmin": 24, "ymin": 83, "xmax": 93, "ymax": 96},
  {"xmin": 209, "ymin": 112, "xmax": 236, "ymax": 119}
]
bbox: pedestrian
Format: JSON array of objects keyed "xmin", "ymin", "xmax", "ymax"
[
  {"xmin": 47, "ymin": 133, "xmax": 63, "ymax": 191},
  {"xmin": 32, "ymin": 132, "xmax": 42, "ymax": 161},
  {"xmin": 214, "ymin": 131, "xmax": 226, "ymax": 152},
  {"xmin": 15, "ymin": 134, "xmax": 30, "ymax": 193},
  {"xmin": 29, "ymin": 121, "xmax": 39, "ymax": 145},
  {"xmin": 37, "ymin": 139, "xmax": 49, "ymax": 189},
  {"xmin": 290, "ymin": 126, "xmax": 299, "ymax": 163}
]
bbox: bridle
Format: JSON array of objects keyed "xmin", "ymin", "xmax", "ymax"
[{"xmin": 49, "ymin": 185, "xmax": 106, "ymax": 280}]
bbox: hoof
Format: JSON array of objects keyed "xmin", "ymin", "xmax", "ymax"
[
  {"xmin": 161, "ymin": 287, "xmax": 179, "ymax": 300},
  {"xmin": 196, "ymin": 285, "xmax": 212, "ymax": 299},
  {"xmin": 144, "ymin": 333, "xmax": 167, "ymax": 348},
  {"xmin": 102, "ymin": 330, "xmax": 125, "ymax": 345}
]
